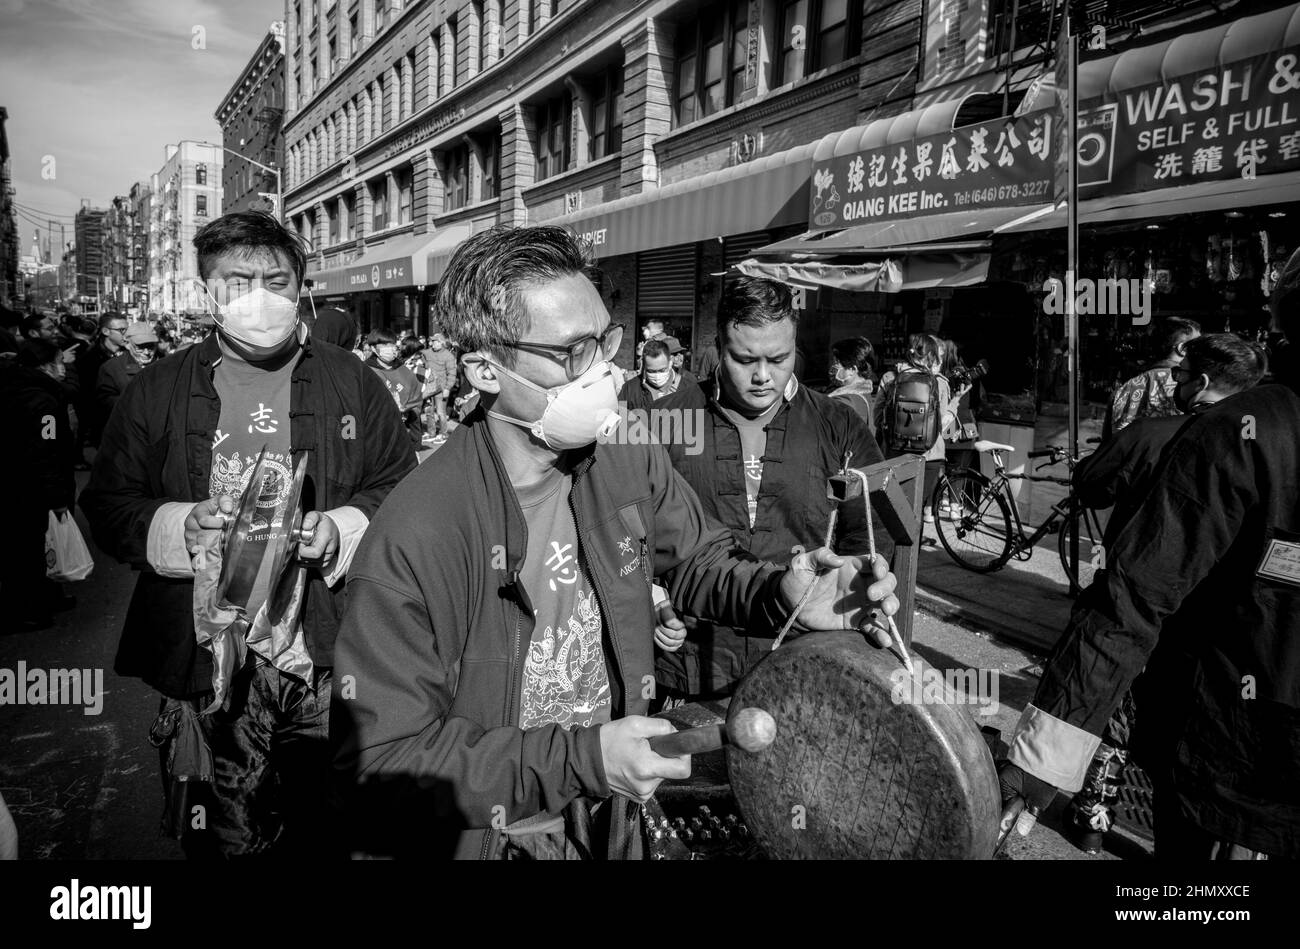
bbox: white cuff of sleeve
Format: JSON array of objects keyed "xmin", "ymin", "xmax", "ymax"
[
  {"xmin": 1007, "ymin": 703, "xmax": 1102, "ymax": 794},
  {"xmin": 321, "ymin": 505, "xmax": 369, "ymax": 586},
  {"xmin": 147, "ymin": 501, "xmax": 198, "ymax": 578}
]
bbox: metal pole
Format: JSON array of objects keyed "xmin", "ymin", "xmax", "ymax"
[{"xmin": 1066, "ymin": 18, "xmax": 1080, "ymax": 580}]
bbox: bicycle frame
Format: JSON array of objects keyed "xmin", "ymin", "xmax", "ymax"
[{"xmin": 980, "ymin": 449, "xmax": 1080, "ymax": 556}]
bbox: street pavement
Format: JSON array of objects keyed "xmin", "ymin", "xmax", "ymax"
[{"xmin": 0, "ymin": 469, "xmax": 1148, "ymax": 861}]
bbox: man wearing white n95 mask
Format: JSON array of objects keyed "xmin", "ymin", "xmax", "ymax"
[{"xmin": 80, "ymin": 211, "xmax": 416, "ymax": 859}]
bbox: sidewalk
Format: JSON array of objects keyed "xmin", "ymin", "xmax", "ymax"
[{"xmin": 913, "ymin": 518, "xmax": 1076, "ymax": 655}]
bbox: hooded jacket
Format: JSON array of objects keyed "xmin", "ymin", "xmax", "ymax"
[
  {"xmin": 331, "ymin": 408, "xmax": 791, "ymax": 859},
  {"xmin": 0, "ymin": 360, "xmax": 76, "ymax": 511},
  {"xmin": 79, "ymin": 334, "xmax": 417, "ymax": 698}
]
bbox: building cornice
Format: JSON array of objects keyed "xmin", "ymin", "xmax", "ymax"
[{"xmin": 216, "ymin": 27, "xmax": 286, "ymax": 124}]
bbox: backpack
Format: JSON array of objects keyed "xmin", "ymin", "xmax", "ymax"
[{"xmin": 885, "ymin": 368, "xmax": 940, "ymax": 453}]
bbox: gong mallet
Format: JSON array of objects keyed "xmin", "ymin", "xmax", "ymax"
[{"xmin": 648, "ymin": 707, "xmax": 777, "ymax": 757}]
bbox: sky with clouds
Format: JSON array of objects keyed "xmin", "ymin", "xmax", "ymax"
[{"xmin": 2, "ymin": 0, "xmax": 279, "ymax": 252}]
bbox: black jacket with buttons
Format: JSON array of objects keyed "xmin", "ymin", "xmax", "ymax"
[{"xmin": 80, "ymin": 334, "xmax": 417, "ymax": 698}]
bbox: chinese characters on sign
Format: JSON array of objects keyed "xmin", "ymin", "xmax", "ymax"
[{"xmin": 809, "ymin": 110, "xmax": 1056, "ymax": 231}]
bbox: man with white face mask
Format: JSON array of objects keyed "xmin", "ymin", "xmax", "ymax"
[
  {"xmin": 81, "ymin": 211, "xmax": 416, "ymax": 859},
  {"xmin": 332, "ymin": 225, "xmax": 901, "ymax": 859}
]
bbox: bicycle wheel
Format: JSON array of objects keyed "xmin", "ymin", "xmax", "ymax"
[
  {"xmin": 1058, "ymin": 504, "xmax": 1104, "ymax": 595},
  {"xmin": 933, "ymin": 469, "xmax": 1015, "ymax": 572}
]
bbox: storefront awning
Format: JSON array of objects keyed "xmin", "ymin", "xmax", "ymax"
[
  {"xmin": 756, "ymin": 205, "xmax": 1044, "ymax": 255},
  {"xmin": 543, "ymin": 141, "xmax": 816, "ymax": 258},
  {"xmin": 736, "ymin": 253, "xmax": 990, "ymax": 292},
  {"xmin": 997, "ymin": 168, "xmax": 1300, "ymax": 234},
  {"xmin": 426, "ymin": 223, "xmax": 476, "ymax": 284},
  {"xmin": 306, "ymin": 225, "xmax": 473, "ymax": 294}
]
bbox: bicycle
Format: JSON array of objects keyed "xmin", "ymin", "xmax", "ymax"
[{"xmin": 931, "ymin": 439, "xmax": 1105, "ymax": 596}]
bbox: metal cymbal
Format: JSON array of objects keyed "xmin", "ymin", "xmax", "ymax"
[{"xmin": 215, "ymin": 445, "xmax": 269, "ymax": 611}]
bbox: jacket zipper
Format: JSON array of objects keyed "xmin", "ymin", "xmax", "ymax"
[{"xmin": 570, "ymin": 466, "xmax": 624, "ymax": 715}]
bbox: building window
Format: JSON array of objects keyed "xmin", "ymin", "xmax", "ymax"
[
  {"xmin": 775, "ymin": 0, "xmax": 859, "ymax": 86},
  {"xmin": 396, "ymin": 167, "xmax": 413, "ymax": 225},
  {"xmin": 294, "ymin": 69, "xmax": 302, "ymax": 101},
  {"xmin": 404, "ymin": 51, "xmax": 415, "ymax": 117},
  {"xmin": 350, "ymin": 12, "xmax": 359, "ymax": 54},
  {"xmin": 447, "ymin": 16, "xmax": 459, "ymax": 89},
  {"xmin": 490, "ymin": 0, "xmax": 504, "ymax": 61},
  {"xmin": 528, "ymin": 0, "xmax": 539, "ymax": 35},
  {"xmin": 444, "ymin": 145, "xmax": 469, "ymax": 211},
  {"xmin": 343, "ymin": 192, "xmax": 356, "ymax": 240},
  {"xmin": 196, "ymin": 194, "xmax": 208, "ymax": 216},
  {"xmin": 534, "ymin": 92, "xmax": 571, "ymax": 181},
  {"xmin": 674, "ymin": 1, "xmax": 747, "ymax": 127},
  {"xmin": 328, "ymin": 203, "xmax": 339, "ymax": 244},
  {"xmin": 370, "ymin": 178, "xmax": 388, "ymax": 231},
  {"xmin": 329, "ymin": 35, "xmax": 338, "ymax": 71},
  {"xmin": 195, "ymin": 163, "xmax": 207, "ymax": 185},
  {"xmin": 481, "ymin": 132, "xmax": 501, "ymax": 200},
  {"xmin": 375, "ymin": 0, "xmax": 387, "ymax": 31},
  {"xmin": 310, "ymin": 54, "xmax": 319, "ymax": 93},
  {"xmin": 589, "ymin": 66, "xmax": 624, "ymax": 161}
]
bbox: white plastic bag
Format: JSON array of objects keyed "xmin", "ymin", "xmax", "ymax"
[{"xmin": 45, "ymin": 510, "xmax": 94, "ymax": 582}]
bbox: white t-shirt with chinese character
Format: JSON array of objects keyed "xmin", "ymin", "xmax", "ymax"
[
  {"xmin": 515, "ymin": 468, "xmax": 611, "ymax": 730},
  {"xmin": 210, "ymin": 346, "xmax": 296, "ymax": 620}
]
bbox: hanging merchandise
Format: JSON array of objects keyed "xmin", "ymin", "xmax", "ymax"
[{"xmin": 1260, "ymin": 231, "xmax": 1274, "ymax": 296}]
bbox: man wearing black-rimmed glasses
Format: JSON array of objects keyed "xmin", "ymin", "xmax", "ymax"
[
  {"xmin": 332, "ymin": 224, "xmax": 901, "ymax": 859},
  {"xmin": 75, "ymin": 312, "xmax": 128, "ymax": 450}
]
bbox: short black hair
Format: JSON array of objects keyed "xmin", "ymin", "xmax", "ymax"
[
  {"xmin": 17, "ymin": 338, "xmax": 59, "ymax": 368},
  {"xmin": 400, "ymin": 337, "xmax": 423, "ymax": 360},
  {"xmin": 20, "ymin": 312, "xmax": 51, "ymax": 337},
  {"xmin": 193, "ymin": 211, "xmax": 309, "ymax": 285},
  {"xmin": 370, "ymin": 328, "xmax": 396, "ymax": 345},
  {"xmin": 435, "ymin": 224, "xmax": 601, "ymax": 367},
  {"xmin": 831, "ymin": 336, "xmax": 876, "ymax": 375},
  {"xmin": 642, "ymin": 339, "xmax": 670, "ymax": 362},
  {"xmin": 1159, "ymin": 317, "xmax": 1201, "ymax": 354},
  {"xmin": 1183, "ymin": 333, "xmax": 1267, "ymax": 393},
  {"xmin": 98, "ymin": 312, "xmax": 126, "ymax": 332},
  {"xmin": 718, "ymin": 277, "xmax": 799, "ymax": 343}
]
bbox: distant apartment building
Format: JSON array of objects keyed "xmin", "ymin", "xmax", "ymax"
[
  {"xmin": 217, "ymin": 22, "xmax": 287, "ymax": 217},
  {"xmin": 148, "ymin": 141, "xmax": 223, "ymax": 316},
  {"xmin": 74, "ymin": 202, "xmax": 108, "ymax": 304}
]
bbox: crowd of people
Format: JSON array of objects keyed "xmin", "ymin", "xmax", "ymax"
[{"xmin": 2, "ymin": 205, "xmax": 1297, "ymax": 862}]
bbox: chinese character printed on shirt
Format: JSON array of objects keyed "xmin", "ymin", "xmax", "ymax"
[
  {"xmin": 248, "ymin": 403, "xmax": 277, "ymax": 435},
  {"xmin": 545, "ymin": 541, "xmax": 579, "ymax": 592}
]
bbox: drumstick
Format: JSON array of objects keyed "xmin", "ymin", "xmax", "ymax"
[
  {"xmin": 648, "ymin": 707, "xmax": 776, "ymax": 757},
  {"xmin": 771, "ymin": 493, "xmax": 842, "ymax": 652}
]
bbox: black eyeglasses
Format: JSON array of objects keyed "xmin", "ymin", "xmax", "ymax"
[{"xmin": 499, "ymin": 323, "xmax": 624, "ymax": 381}]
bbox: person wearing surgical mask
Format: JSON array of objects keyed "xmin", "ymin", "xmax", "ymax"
[
  {"xmin": 79, "ymin": 210, "xmax": 417, "ymax": 860},
  {"xmin": 364, "ymin": 329, "xmax": 425, "ymax": 446},
  {"xmin": 635, "ymin": 338, "xmax": 679, "ymax": 401},
  {"xmin": 330, "ymin": 226, "xmax": 902, "ymax": 860}
]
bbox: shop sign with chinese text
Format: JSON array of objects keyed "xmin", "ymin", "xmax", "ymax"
[
  {"xmin": 1078, "ymin": 44, "xmax": 1300, "ymax": 194},
  {"xmin": 809, "ymin": 110, "xmax": 1056, "ymax": 231}
]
